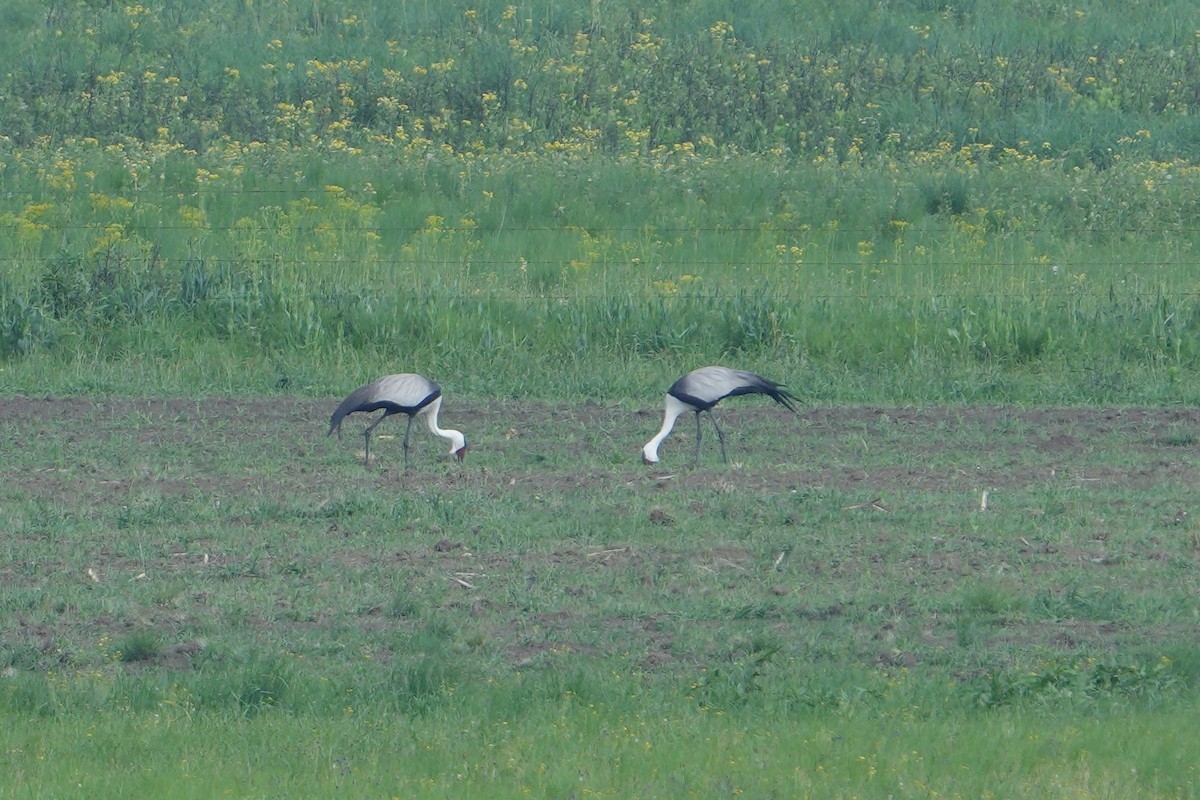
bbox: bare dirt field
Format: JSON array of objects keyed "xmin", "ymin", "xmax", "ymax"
[
  {"xmin": 5, "ymin": 395, "xmax": 1199, "ymax": 491},
  {"xmin": 3, "ymin": 397, "xmax": 1199, "ymax": 684}
]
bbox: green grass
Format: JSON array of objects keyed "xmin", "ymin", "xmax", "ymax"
[
  {"xmin": 5, "ymin": 0, "xmax": 1200, "ymax": 157},
  {"xmin": 2, "ymin": 398, "xmax": 1200, "ymax": 795},
  {"xmin": 2, "ymin": 149, "xmax": 1200, "ymax": 404},
  {"xmin": 4, "ymin": 1, "xmax": 1200, "ymax": 794},
  {"xmin": 4, "ymin": 703, "xmax": 1198, "ymax": 798},
  {"xmin": 3, "ymin": 2, "xmax": 1200, "ymax": 400}
]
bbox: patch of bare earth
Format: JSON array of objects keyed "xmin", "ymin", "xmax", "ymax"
[{"xmin": 2, "ymin": 397, "xmax": 1199, "ymax": 676}]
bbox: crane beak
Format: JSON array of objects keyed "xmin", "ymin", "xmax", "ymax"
[{"xmin": 454, "ymin": 445, "xmax": 468, "ymax": 461}]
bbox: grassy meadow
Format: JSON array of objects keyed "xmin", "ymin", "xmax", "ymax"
[
  {"xmin": 3, "ymin": 398, "xmax": 1200, "ymax": 798},
  {"xmin": 2, "ymin": 0, "xmax": 1200, "ymax": 400},
  {"xmin": 3, "ymin": 0, "xmax": 1200, "ymax": 796}
]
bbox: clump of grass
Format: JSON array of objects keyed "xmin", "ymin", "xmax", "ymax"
[
  {"xmin": 919, "ymin": 173, "xmax": 972, "ymax": 217},
  {"xmin": 116, "ymin": 630, "xmax": 162, "ymax": 664},
  {"xmin": 0, "ymin": 279, "xmax": 53, "ymax": 359},
  {"xmin": 388, "ymin": 654, "xmax": 461, "ymax": 716},
  {"xmin": 233, "ymin": 656, "xmax": 295, "ymax": 717},
  {"xmin": 0, "ymin": 671, "xmax": 56, "ymax": 717},
  {"xmin": 695, "ymin": 638, "xmax": 782, "ymax": 710},
  {"xmin": 961, "ymin": 582, "xmax": 1026, "ymax": 617},
  {"xmin": 973, "ymin": 657, "xmax": 1179, "ymax": 708},
  {"xmin": 386, "ymin": 589, "xmax": 424, "ymax": 620},
  {"xmin": 1030, "ymin": 586, "xmax": 1127, "ymax": 622}
]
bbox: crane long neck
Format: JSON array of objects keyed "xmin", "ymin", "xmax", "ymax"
[
  {"xmin": 427, "ymin": 398, "xmax": 453, "ymax": 441},
  {"xmin": 643, "ymin": 395, "xmax": 691, "ymax": 462},
  {"xmin": 424, "ymin": 406, "xmax": 454, "ymax": 440},
  {"xmin": 422, "ymin": 397, "xmax": 465, "ymax": 454}
]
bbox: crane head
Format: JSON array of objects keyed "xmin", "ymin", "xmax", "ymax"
[{"xmin": 447, "ymin": 432, "xmax": 468, "ymax": 461}]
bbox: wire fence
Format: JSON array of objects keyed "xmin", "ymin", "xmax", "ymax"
[
  {"xmin": 4, "ymin": 219, "xmax": 1200, "ymax": 236},
  {"xmin": 1, "ymin": 253, "xmax": 1194, "ymax": 268},
  {"xmin": 4, "ymin": 201, "xmax": 1198, "ymax": 303}
]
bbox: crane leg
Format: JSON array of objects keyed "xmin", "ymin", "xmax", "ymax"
[
  {"xmin": 362, "ymin": 411, "xmax": 390, "ymax": 467},
  {"xmin": 693, "ymin": 412, "xmax": 703, "ymax": 466},
  {"xmin": 402, "ymin": 414, "xmax": 416, "ymax": 467},
  {"xmin": 707, "ymin": 412, "xmax": 728, "ymax": 465}
]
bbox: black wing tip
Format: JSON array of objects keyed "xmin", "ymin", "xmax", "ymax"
[
  {"xmin": 772, "ymin": 387, "xmax": 799, "ymax": 412},
  {"xmin": 752, "ymin": 373, "xmax": 798, "ymax": 412},
  {"xmin": 739, "ymin": 371, "xmax": 796, "ymax": 417}
]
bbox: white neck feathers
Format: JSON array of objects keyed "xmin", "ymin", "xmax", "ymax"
[
  {"xmin": 642, "ymin": 395, "xmax": 691, "ymax": 463},
  {"xmin": 422, "ymin": 396, "xmax": 466, "ymax": 454}
]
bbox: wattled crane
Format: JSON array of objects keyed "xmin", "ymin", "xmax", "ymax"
[
  {"xmin": 329, "ymin": 373, "xmax": 467, "ymax": 467},
  {"xmin": 642, "ymin": 366, "xmax": 796, "ymax": 466}
]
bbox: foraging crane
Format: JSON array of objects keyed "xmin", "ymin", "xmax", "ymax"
[
  {"xmin": 328, "ymin": 373, "xmax": 467, "ymax": 467},
  {"xmin": 642, "ymin": 366, "xmax": 797, "ymax": 466}
]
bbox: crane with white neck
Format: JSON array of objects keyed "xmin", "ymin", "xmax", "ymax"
[
  {"xmin": 329, "ymin": 373, "xmax": 467, "ymax": 467},
  {"xmin": 642, "ymin": 366, "xmax": 796, "ymax": 466}
]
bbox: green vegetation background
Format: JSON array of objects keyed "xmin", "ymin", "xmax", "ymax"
[
  {"xmin": 4, "ymin": 4, "xmax": 1200, "ymax": 796},
  {"xmin": 2, "ymin": 0, "xmax": 1200, "ymax": 401}
]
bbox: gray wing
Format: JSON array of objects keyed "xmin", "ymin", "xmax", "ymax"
[
  {"xmin": 672, "ymin": 366, "xmax": 797, "ymax": 411},
  {"xmin": 328, "ymin": 374, "xmax": 440, "ymax": 434}
]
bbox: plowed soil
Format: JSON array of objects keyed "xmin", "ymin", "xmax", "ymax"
[{"xmin": 3, "ymin": 396, "xmax": 1199, "ymax": 679}]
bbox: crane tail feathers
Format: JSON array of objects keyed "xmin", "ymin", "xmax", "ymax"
[
  {"xmin": 739, "ymin": 372, "xmax": 798, "ymax": 412},
  {"xmin": 770, "ymin": 387, "xmax": 799, "ymax": 413}
]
